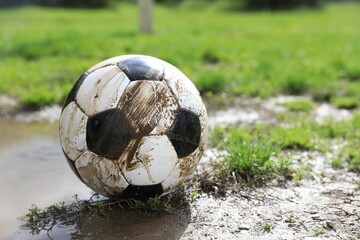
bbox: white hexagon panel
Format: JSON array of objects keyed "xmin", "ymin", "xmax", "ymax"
[
  {"xmin": 76, "ymin": 65, "xmax": 130, "ymax": 116},
  {"xmin": 122, "ymin": 135, "xmax": 179, "ymax": 185},
  {"xmin": 76, "ymin": 151, "xmax": 129, "ymax": 196},
  {"xmin": 59, "ymin": 101, "xmax": 87, "ymax": 161}
]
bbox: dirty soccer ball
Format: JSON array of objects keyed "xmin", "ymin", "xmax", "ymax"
[{"xmin": 59, "ymin": 55, "xmax": 208, "ymax": 199}]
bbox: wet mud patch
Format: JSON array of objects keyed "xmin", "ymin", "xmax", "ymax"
[
  {"xmin": 75, "ymin": 205, "xmax": 191, "ymax": 240},
  {"xmin": 13, "ymin": 192, "xmax": 191, "ymax": 240}
]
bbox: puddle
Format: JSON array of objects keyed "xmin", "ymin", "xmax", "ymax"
[
  {"xmin": 0, "ymin": 119, "xmax": 191, "ymax": 240},
  {"xmin": 70, "ymin": 207, "xmax": 190, "ymax": 240},
  {"xmin": 10, "ymin": 207, "xmax": 190, "ymax": 240},
  {"xmin": 0, "ymin": 120, "xmax": 92, "ymax": 239}
]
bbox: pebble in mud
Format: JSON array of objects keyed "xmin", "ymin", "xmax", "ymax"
[{"xmin": 238, "ymin": 224, "xmax": 251, "ymax": 231}]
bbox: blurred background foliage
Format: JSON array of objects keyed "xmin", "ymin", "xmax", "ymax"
[
  {"xmin": 0, "ymin": 0, "xmax": 359, "ymax": 107},
  {"xmin": 0, "ymin": 0, "xmax": 109, "ymax": 8},
  {"xmin": 1, "ymin": 0, "xmax": 359, "ymax": 9}
]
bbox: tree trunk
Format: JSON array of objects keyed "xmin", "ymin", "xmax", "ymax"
[{"xmin": 138, "ymin": 0, "xmax": 153, "ymax": 34}]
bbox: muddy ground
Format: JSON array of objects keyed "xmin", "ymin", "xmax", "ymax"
[
  {"xmin": 1, "ymin": 95, "xmax": 359, "ymax": 240},
  {"xmin": 190, "ymin": 151, "xmax": 359, "ymax": 240}
]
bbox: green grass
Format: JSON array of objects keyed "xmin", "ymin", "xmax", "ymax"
[
  {"xmin": 270, "ymin": 124, "xmax": 314, "ymax": 150},
  {"xmin": 312, "ymin": 226, "xmax": 326, "ymax": 236},
  {"xmin": 263, "ymin": 222, "xmax": 274, "ymax": 232},
  {"xmin": 331, "ymin": 158, "xmax": 342, "ymax": 169},
  {"xmin": 0, "ymin": 3, "xmax": 360, "ymax": 107},
  {"xmin": 292, "ymin": 169, "xmax": 305, "ymax": 182},
  {"xmin": 345, "ymin": 143, "xmax": 360, "ymax": 173},
  {"xmin": 331, "ymin": 96, "xmax": 359, "ymax": 109},
  {"xmin": 213, "ymin": 111, "xmax": 360, "ymax": 183},
  {"xmin": 282, "ymin": 99, "xmax": 315, "ymax": 112},
  {"xmin": 223, "ymin": 138, "xmax": 283, "ymax": 183}
]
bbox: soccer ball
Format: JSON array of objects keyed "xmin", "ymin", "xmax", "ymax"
[{"xmin": 59, "ymin": 55, "xmax": 208, "ymax": 199}]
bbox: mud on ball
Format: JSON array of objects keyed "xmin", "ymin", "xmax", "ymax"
[{"xmin": 59, "ymin": 55, "xmax": 208, "ymax": 200}]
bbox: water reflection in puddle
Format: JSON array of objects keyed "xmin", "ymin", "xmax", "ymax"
[
  {"xmin": 0, "ymin": 120, "xmax": 92, "ymax": 239},
  {"xmin": 0, "ymin": 120, "xmax": 191, "ymax": 240}
]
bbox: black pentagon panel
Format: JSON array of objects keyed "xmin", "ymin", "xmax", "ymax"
[
  {"xmin": 86, "ymin": 109, "xmax": 134, "ymax": 160},
  {"xmin": 118, "ymin": 56, "xmax": 164, "ymax": 81},
  {"xmin": 122, "ymin": 184, "xmax": 164, "ymax": 200},
  {"xmin": 62, "ymin": 150, "xmax": 85, "ymax": 184},
  {"xmin": 62, "ymin": 73, "xmax": 87, "ymax": 110},
  {"xmin": 168, "ymin": 110, "xmax": 201, "ymax": 158}
]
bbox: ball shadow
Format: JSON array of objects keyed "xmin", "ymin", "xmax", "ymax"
[{"xmin": 72, "ymin": 196, "xmax": 191, "ymax": 240}]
